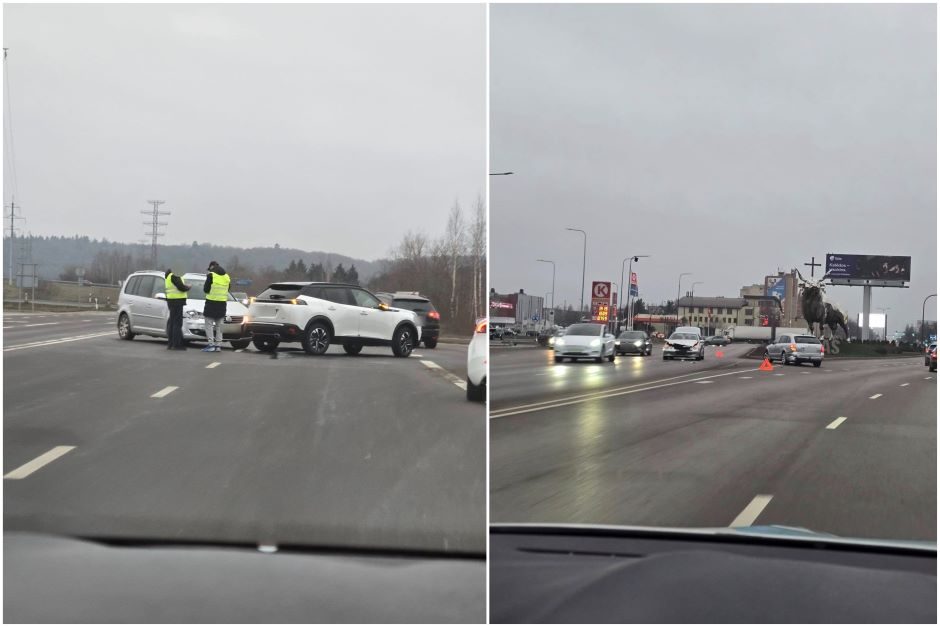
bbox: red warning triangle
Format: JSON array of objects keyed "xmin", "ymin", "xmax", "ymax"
[
  {"xmin": 715, "ymin": 349, "xmax": 724, "ymax": 358},
  {"xmin": 758, "ymin": 358, "xmax": 774, "ymax": 371}
]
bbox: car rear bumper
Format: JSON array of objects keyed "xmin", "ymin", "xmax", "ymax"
[{"xmin": 245, "ymin": 322, "xmax": 303, "ymax": 341}]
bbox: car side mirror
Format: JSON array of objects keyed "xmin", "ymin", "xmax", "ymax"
[
  {"xmin": 155, "ymin": 293, "xmax": 166, "ymax": 300},
  {"xmin": 377, "ymin": 302, "xmax": 389, "ymax": 311}
]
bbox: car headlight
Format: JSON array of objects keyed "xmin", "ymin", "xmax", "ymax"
[
  {"xmin": 555, "ymin": 338, "xmax": 565, "ymax": 347},
  {"xmin": 615, "ymin": 340, "xmax": 621, "ymax": 346},
  {"xmin": 185, "ymin": 310, "xmax": 203, "ymax": 319},
  {"xmin": 590, "ymin": 338, "xmax": 601, "ymax": 347},
  {"xmin": 634, "ymin": 340, "xmax": 643, "ymax": 346},
  {"xmin": 549, "ymin": 337, "xmax": 555, "ymax": 346}
]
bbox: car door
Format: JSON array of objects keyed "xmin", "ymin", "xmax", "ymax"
[
  {"xmin": 122, "ymin": 276, "xmax": 144, "ymax": 329},
  {"xmin": 134, "ymin": 276, "xmax": 162, "ymax": 332},
  {"xmin": 350, "ymin": 288, "xmax": 390, "ymax": 340},
  {"xmin": 321, "ymin": 286, "xmax": 360, "ymax": 338},
  {"xmin": 774, "ymin": 335, "xmax": 790, "ymax": 359}
]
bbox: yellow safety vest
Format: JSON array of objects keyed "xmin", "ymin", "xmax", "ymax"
[
  {"xmin": 206, "ymin": 271, "xmax": 231, "ymax": 302},
  {"xmin": 165, "ymin": 274, "xmax": 187, "ymax": 299}
]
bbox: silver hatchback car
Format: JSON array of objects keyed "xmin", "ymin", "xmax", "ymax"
[{"xmin": 116, "ymin": 270, "xmax": 252, "ymax": 349}]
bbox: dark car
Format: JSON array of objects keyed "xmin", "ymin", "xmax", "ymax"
[
  {"xmin": 925, "ymin": 342, "xmax": 936, "ymax": 367},
  {"xmin": 376, "ymin": 291, "xmax": 440, "ymax": 348},
  {"xmin": 705, "ymin": 335, "xmax": 730, "ymax": 346},
  {"xmin": 929, "ymin": 346, "xmax": 937, "ymax": 373},
  {"xmin": 616, "ymin": 330, "xmax": 652, "ymax": 355}
]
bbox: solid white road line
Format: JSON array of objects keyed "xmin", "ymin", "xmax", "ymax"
[
  {"xmin": 3, "ymin": 331, "xmax": 113, "ymax": 352},
  {"xmin": 4, "ymin": 446, "xmax": 76, "ymax": 480},
  {"xmin": 206, "ymin": 362, "xmax": 221, "ymax": 369},
  {"xmin": 826, "ymin": 416, "xmax": 848, "ymax": 430},
  {"xmin": 730, "ymin": 495, "xmax": 773, "ymax": 527},
  {"xmin": 3, "ymin": 322, "xmax": 60, "ymax": 329},
  {"xmin": 151, "ymin": 386, "xmax": 179, "ymax": 398},
  {"xmin": 869, "ymin": 393, "xmax": 883, "ymax": 399},
  {"xmin": 899, "ymin": 383, "xmax": 910, "ymax": 387}
]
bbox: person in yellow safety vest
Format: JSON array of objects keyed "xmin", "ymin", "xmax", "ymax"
[
  {"xmin": 164, "ymin": 269, "xmax": 191, "ymax": 350},
  {"xmin": 202, "ymin": 261, "xmax": 231, "ymax": 352}
]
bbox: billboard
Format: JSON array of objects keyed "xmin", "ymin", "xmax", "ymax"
[
  {"xmin": 857, "ymin": 313, "xmax": 886, "ymax": 329},
  {"xmin": 489, "ymin": 296, "xmax": 516, "ymax": 324},
  {"xmin": 591, "ymin": 281, "xmax": 611, "ymax": 323},
  {"xmin": 630, "ymin": 272, "xmax": 638, "ymax": 297},
  {"xmin": 826, "ymin": 254, "xmax": 911, "ymax": 282}
]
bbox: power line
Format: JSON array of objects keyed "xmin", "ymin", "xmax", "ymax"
[
  {"xmin": 4, "ymin": 48, "xmax": 19, "ymax": 201},
  {"xmin": 141, "ymin": 200, "xmax": 169, "ymax": 269}
]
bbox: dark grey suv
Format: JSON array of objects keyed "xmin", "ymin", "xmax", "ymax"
[{"xmin": 376, "ymin": 291, "xmax": 441, "ymax": 348}]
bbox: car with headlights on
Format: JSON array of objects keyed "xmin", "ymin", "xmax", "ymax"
[
  {"xmin": 116, "ymin": 270, "xmax": 251, "ymax": 349},
  {"xmin": 663, "ymin": 331, "xmax": 705, "ymax": 361},
  {"xmin": 467, "ymin": 318, "xmax": 487, "ymax": 401},
  {"xmin": 553, "ymin": 323, "xmax": 616, "ymax": 363},
  {"xmin": 616, "ymin": 330, "xmax": 652, "ymax": 356}
]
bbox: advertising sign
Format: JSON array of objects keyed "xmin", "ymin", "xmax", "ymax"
[
  {"xmin": 857, "ymin": 313, "xmax": 886, "ymax": 329},
  {"xmin": 630, "ymin": 272, "xmax": 638, "ymax": 297},
  {"xmin": 489, "ymin": 296, "xmax": 516, "ymax": 324},
  {"xmin": 826, "ymin": 254, "xmax": 911, "ymax": 282},
  {"xmin": 591, "ymin": 281, "xmax": 612, "ymax": 323}
]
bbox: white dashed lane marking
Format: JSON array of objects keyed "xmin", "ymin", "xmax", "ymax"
[
  {"xmin": 730, "ymin": 495, "xmax": 773, "ymax": 527},
  {"xmin": 826, "ymin": 416, "xmax": 848, "ymax": 430},
  {"xmin": 739, "ymin": 376, "xmax": 753, "ymax": 379},
  {"xmin": 420, "ymin": 360, "xmax": 467, "ymax": 391},
  {"xmin": 206, "ymin": 362, "xmax": 221, "ymax": 369},
  {"xmin": 869, "ymin": 394, "xmax": 883, "ymax": 400},
  {"xmin": 899, "ymin": 383, "xmax": 909, "ymax": 387},
  {"xmin": 151, "ymin": 386, "xmax": 179, "ymax": 398},
  {"xmin": 4, "ymin": 446, "xmax": 76, "ymax": 479},
  {"xmin": 695, "ymin": 380, "xmax": 713, "ymax": 384}
]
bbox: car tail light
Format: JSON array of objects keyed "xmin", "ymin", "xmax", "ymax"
[
  {"xmin": 789, "ymin": 343, "xmax": 797, "ymax": 352},
  {"xmin": 428, "ymin": 311, "xmax": 441, "ymax": 320},
  {"xmin": 475, "ymin": 320, "xmax": 487, "ymax": 334},
  {"xmin": 820, "ymin": 345, "xmax": 825, "ymax": 354}
]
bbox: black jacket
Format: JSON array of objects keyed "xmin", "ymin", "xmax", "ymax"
[{"xmin": 202, "ymin": 266, "xmax": 229, "ymax": 320}]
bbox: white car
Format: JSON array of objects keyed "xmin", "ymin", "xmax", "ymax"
[
  {"xmin": 467, "ymin": 318, "xmax": 487, "ymax": 401},
  {"xmin": 245, "ymin": 282, "xmax": 421, "ymax": 357},
  {"xmin": 116, "ymin": 271, "xmax": 251, "ymax": 349},
  {"xmin": 553, "ymin": 322, "xmax": 616, "ymax": 363},
  {"xmin": 663, "ymin": 331, "xmax": 705, "ymax": 361}
]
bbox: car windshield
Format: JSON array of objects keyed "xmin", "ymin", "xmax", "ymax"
[
  {"xmin": 182, "ymin": 276, "xmax": 237, "ymax": 301},
  {"xmin": 392, "ymin": 298, "xmax": 432, "ymax": 314},
  {"xmin": 619, "ymin": 331, "xmax": 646, "ymax": 339},
  {"xmin": 488, "ymin": 3, "xmax": 935, "ymax": 554},
  {"xmin": 566, "ymin": 323, "xmax": 603, "ymax": 336},
  {"xmin": 795, "ymin": 336, "xmax": 821, "ymax": 344}
]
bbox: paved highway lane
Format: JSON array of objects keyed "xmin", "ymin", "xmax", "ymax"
[
  {"xmin": 5, "ymin": 314, "xmax": 484, "ymax": 555},
  {"xmin": 492, "ymin": 342, "xmax": 753, "ymax": 411},
  {"xmin": 491, "ymin": 351, "xmax": 935, "ymax": 542}
]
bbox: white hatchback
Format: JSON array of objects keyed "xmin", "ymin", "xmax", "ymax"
[{"xmin": 467, "ymin": 318, "xmax": 487, "ymax": 401}]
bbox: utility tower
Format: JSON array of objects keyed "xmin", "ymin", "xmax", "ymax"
[
  {"xmin": 4, "ymin": 197, "xmax": 24, "ymax": 285},
  {"xmin": 142, "ymin": 200, "xmax": 169, "ymax": 269}
]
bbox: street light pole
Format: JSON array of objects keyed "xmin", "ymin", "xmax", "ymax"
[
  {"xmin": 566, "ymin": 228, "xmax": 587, "ymax": 319},
  {"xmin": 690, "ymin": 281, "xmax": 703, "ymax": 332},
  {"xmin": 922, "ymin": 294, "xmax": 936, "ymax": 346},
  {"xmin": 536, "ymin": 259, "xmax": 555, "ymax": 311},
  {"xmin": 621, "ymin": 254, "xmax": 650, "ymax": 331},
  {"xmin": 677, "ymin": 272, "xmax": 692, "ymax": 332},
  {"xmin": 877, "ymin": 307, "xmax": 891, "ymax": 342}
]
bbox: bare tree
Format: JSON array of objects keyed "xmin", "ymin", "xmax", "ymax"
[
  {"xmin": 444, "ymin": 200, "xmax": 465, "ymax": 319},
  {"xmin": 469, "ymin": 194, "xmax": 486, "ymax": 319}
]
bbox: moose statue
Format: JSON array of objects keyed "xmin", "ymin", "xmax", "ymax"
[{"xmin": 796, "ymin": 270, "xmax": 850, "ymax": 340}]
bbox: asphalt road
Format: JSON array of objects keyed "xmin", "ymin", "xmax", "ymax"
[
  {"xmin": 4, "ymin": 310, "xmax": 485, "ymax": 555},
  {"xmin": 491, "ymin": 343, "xmax": 936, "ymax": 542}
]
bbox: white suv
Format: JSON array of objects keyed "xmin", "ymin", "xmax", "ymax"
[{"xmin": 245, "ymin": 282, "xmax": 421, "ymax": 357}]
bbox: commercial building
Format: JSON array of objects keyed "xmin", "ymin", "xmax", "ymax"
[
  {"xmin": 489, "ymin": 288, "xmax": 545, "ymax": 329},
  {"xmin": 677, "ymin": 296, "xmax": 747, "ymax": 334}
]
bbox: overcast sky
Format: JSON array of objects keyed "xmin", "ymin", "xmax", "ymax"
[
  {"xmin": 4, "ymin": 3, "xmax": 484, "ymax": 261},
  {"xmin": 491, "ymin": 4, "xmax": 936, "ymax": 333}
]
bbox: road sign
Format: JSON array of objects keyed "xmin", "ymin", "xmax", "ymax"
[{"xmin": 591, "ymin": 281, "xmax": 612, "ymax": 323}]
